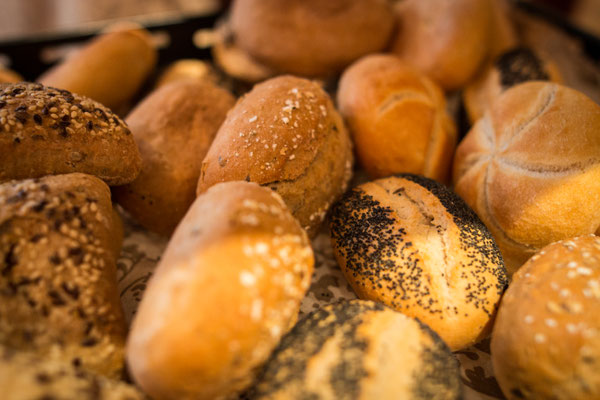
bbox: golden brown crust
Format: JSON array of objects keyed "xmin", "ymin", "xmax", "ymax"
[
  {"xmin": 250, "ymin": 300, "xmax": 462, "ymax": 400},
  {"xmin": 197, "ymin": 75, "xmax": 353, "ymax": 237},
  {"xmin": 0, "ymin": 68, "xmax": 23, "ymax": 84},
  {"xmin": 113, "ymin": 80, "xmax": 235, "ymax": 235},
  {"xmin": 0, "ymin": 82, "xmax": 141, "ymax": 185},
  {"xmin": 230, "ymin": 0, "xmax": 395, "ymax": 77},
  {"xmin": 463, "ymin": 48, "xmax": 563, "ymax": 124},
  {"xmin": 38, "ymin": 28, "xmax": 157, "ymax": 111},
  {"xmin": 491, "ymin": 235, "xmax": 600, "ymax": 400},
  {"xmin": 127, "ymin": 181, "xmax": 314, "ymax": 400},
  {"xmin": 453, "ymin": 82, "xmax": 600, "ymax": 275},
  {"xmin": 337, "ymin": 54, "xmax": 457, "ymax": 183},
  {"xmin": 0, "ymin": 346, "xmax": 145, "ymax": 400},
  {"xmin": 390, "ymin": 0, "xmax": 492, "ymax": 91},
  {"xmin": 488, "ymin": 0, "xmax": 519, "ymax": 61},
  {"xmin": 329, "ymin": 175, "xmax": 508, "ymax": 350},
  {"xmin": 0, "ymin": 174, "xmax": 127, "ymax": 378},
  {"xmin": 155, "ymin": 59, "xmax": 219, "ymax": 89}
]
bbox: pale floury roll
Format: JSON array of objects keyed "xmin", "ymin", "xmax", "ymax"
[
  {"xmin": 197, "ymin": 75, "xmax": 353, "ymax": 237},
  {"xmin": 492, "ymin": 235, "xmax": 600, "ymax": 399},
  {"xmin": 249, "ymin": 300, "xmax": 462, "ymax": 400},
  {"xmin": 0, "ymin": 174, "xmax": 127, "ymax": 378},
  {"xmin": 127, "ymin": 181, "xmax": 314, "ymax": 400},
  {"xmin": 338, "ymin": 54, "xmax": 457, "ymax": 183},
  {"xmin": 330, "ymin": 174, "xmax": 508, "ymax": 350},
  {"xmin": 453, "ymin": 82, "xmax": 600, "ymax": 275}
]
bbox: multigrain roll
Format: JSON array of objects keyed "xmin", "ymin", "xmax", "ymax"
[
  {"xmin": 229, "ymin": 0, "xmax": 395, "ymax": 78},
  {"xmin": 249, "ymin": 300, "xmax": 462, "ymax": 400},
  {"xmin": 38, "ymin": 28, "xmax": 157, "ymax": 111},
  {"xmin": 0, "ymin": 346, "xmax": 145, "ymax": 400},
  {"xmin": 453, "ymin": 82, "xmax": 600, "ymax": 275},
  {"xmin": 337, "ymin": 54, "xmax": 457, "ymax": 182},
  {"xmin": 155, "ymin": 59, "xmax": 219, "ymax": 89},
  {"xmin": 330, "ymin": 174, "xmax": 508, "ymax": 350},
  {"xmin": 0, "ymin": 174, "xmax": 128, "ymax": 378},
  {"xmin": 113, "ymin": 79, "xmax": 235, "ymax": 235},
  {"xmin": 197, "ymin": 75, "xmax": 353, "ymax": 237},
  {"xmin": 390, "ymin": 0, "xmax": 492, "ymax": 91},
  {"xmin": 463, "ymin": 48, "xmax": 562, "ymax": 124},
  {"xmin": 491, "ymin": 235, "xmax": 600, "ymax": 400},
  {"xmin": 0, "ymin": 67, "xmax": 23, "ymax": 84},
  {"xmin": 127, "ymin": 181, "xmax": 314, "ymax": 400},
  {"xmin": 0, "ymin": 82, "xmax": 141, "ymax": 185}
]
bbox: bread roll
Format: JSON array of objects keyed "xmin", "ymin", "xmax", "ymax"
[
  {"xmin": 337, "ymin": 54, "xmax": 457, "ymax": 183},
  {"xmin": 155, "ymin": 59, "xmax": 219, "ymax": 89},
  {"xmin": 488, "ymin": 0, "xmax": 519, "ymax": 60},
  {"xmin": 330, "ymin": 174, "xmax": 508, "ymax": 350},
  {"xmin": 38, "ymin": 28, "xmax": 157, "ymax": 111},
  {"xmin": 197, "ymin": 75, "xmax": 353, "ymax": 237},
  {"xmin": 0, "ymin": 68, "xmax": 23, "ymax": 84},
  {"xmin": 0, "ymin": 82, "xmax": 141, "ymax": 185},
  {"xmin": 229, "ymin": 0, "xmax": 395, "ymax": 77},
  {"xmin": 390, "ymin": 0, "xmax": 492, "ymax": 90},
  {"xmin": 0, "ymin": 174, "xmax": 127, "ymax": 378},
  {"xmin": 463, "ymin": 48, "xmax": 562, "ymax": 124},
  {"xmin": 113, "ymin": 80, "xmax": 235, "ymax": 235},
  {"xmin": 0, "ymin": 346, "xmax": 144, "ymax": 400},
  {"xmin": 491, "ymin": 235, "xmax": 600, "ymax": 399},
  {"xmin": 249, "ymin": 300, "xmax": 462, "ymax": 400},
  {"xmin": 127, "ymin": 181, "xmax": 314, "ymax": 400},
  {"xmin": 453, "ymin": 82, "xmax": 600, "ymax": 275}
]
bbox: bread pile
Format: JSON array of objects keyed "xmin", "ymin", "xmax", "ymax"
[{"xmin": 1, "ymin": 0, "xmax": 600, "ymax": 399}]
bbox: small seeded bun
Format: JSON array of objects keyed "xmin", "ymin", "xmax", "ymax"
[
  {"xmin": 249, "ymin": 300, "xmax": 462, "ymax": 400},
  {"xmin": 38, "ymin": 28, "xmax": 157, "ymax": 111},
  {"xmin": 113, "ymin": 79, "xmax": 235, "ymax": 235},
  {"xmin": 390, "ymin": 0, "xmax": 493, "ymax": 91},
  {"xmin": 463, "ymin": 48, "xmax": 563, "ymax": 124},
  {"xmin": 337, "ymin": 54, "xmax": 457, "ymax": 182},
  {"xmin": 155, "ymin": 59, "xmax": 219, "ymax": 89},
  {"xmin": 0, "ymin": 173, "xmax": 128, "ymax": 378},
  {"xmin": 453, "ymin": 82, "xmax": 600, "ymax": 275},
  {"xmin": 0, "ymin": 82, "xmax": 141, "ymax": 185},
  {"xmin": 197, "ymin": 75, "xmax": 353, "ymax": 237},
  {"xmin": 491, "ymin": 235, "xmax": 600, "ymax": 400},
  {"xmin": 229, "ymin": 0, "xmax": 395, "ymax": 77},
  {"xmin": 330, "ymin": 174, "xmax": 508, "ymax": 350},
  {"xmin": 0, "ymin": 68, "xmax": 23, "ymax": 84},
  {"xmin": 0, "ymin": 346, "xmax": 144, "ymax": 400},
  {"xmin": 127, "ymin": 181, "xmax": 314, "ymax": 400}
]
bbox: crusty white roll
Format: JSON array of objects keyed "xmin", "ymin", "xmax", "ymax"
[
  {"xmin": 337, "ymin": 54, "xmax": 457, "ymax": 182},
  {"xmin": 0, "ymin": 174, "xmax": 127, "ymax": 379},
  {"xmin": 463, "ymin": 47, "xmax": 563, "ymax": 124},
  {"xmin": 113, "ymin": 79, "xmax": 235, "ymax": 236},
  {"xmin": 453, "ymin": 82, "xmax": 600, "ymax": 275},
  {"xmin": 492, "ymin": 235, "xmax": 600, "ymax": 400},
  {"xmin": 197, "ymin": 75, "xmax": 353, "ymax": 237},
  {"xmin": 229, "ymin": 0, "xmax": 395, "ymax": 78},
  {"xmin": 330, "ymin": 174, "xmax": 508, "ymax": 350},
  {"xmin": 390, "ymin": 0, "xmax": 493, "ymax": 90},
  {"xmin": 250, "ymin": 300, "xmax": 462, "ymax": 399},
  {"xmin": 127, "ymin": 181, "xmax": 314, "ymax": 400},
  {"xmin": 38, "ymin": 28, "xmax": 157, "ymax": 111}
]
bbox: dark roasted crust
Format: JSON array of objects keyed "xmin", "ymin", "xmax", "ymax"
[
  {"xmin": 0, "ymin": 82, "xmax": 141, "ymax": 185},
  {"xmin": 248, "ymin": 300, "xmax": 462, "ymax": 400},
  {"xmin": 495, "ymin": 47, "xmax": 550, "ymax": 88}
]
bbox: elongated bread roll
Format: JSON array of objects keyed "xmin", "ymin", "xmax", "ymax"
[
  {"xmin": 197, "ymin": 75, "xmax": 353, "ymax": 237},
  {"xmin": 113, "ymin": 80, "xmax": 235, "ymax": 235},
  {"xmin": 38, "ymin": 28, "xmax": 156, "ymax": 111},
  {"xmin": 0, "ymin": 174, "xmax": 127, "ymax": 378},
  {"xmin": 127, "ymin": 181, "xmax": 314, "ymax": 400}
]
